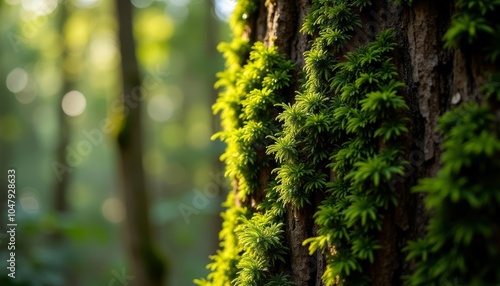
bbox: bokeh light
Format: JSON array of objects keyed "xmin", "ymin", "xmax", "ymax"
[
  {"xmin": 147, "ymin": 94, "xmax": 174, "ymax": 122},
  {"xmin": 214, "ymin": 0, "xmax": 236, "ymax": 21},
  {"xmin": 101, "ymin": 197, "xmax": 125, "ymax": 223},
  {"xmin": 6, "ymin": 67, "xmax": 29, "ymax": 93},
  {"xmin": 21, "ymin": 0, "xmax": 58, "ymax": 16},
  {"xmin": 64, "ymin": 12, "xmax": 92, "ymax": 50},
  {"xmin": 62, "ymin": 90, "xmax": 87, "ymax": 116},
  {"xmin": 20, "ymin": 187, "xmax": 41, "ymax": 214},
  {"xmin": 89, "ymin": 33, "xmax": 119, "ymax": 71}
]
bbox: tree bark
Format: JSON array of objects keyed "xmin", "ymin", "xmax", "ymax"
[{"xmin": 114, "ymin": 1, "xmax": 166, "ymax": 285}]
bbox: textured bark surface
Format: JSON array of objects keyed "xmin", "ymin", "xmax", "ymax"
[{"xmin": 238, "ymin": 0, "xmax": 491, "ymax": 284}]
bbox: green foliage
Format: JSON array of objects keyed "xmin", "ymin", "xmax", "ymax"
[
  {"xmin": 236, "ymin": 213, "xmax": 287, "ymax": 264},
  {"xmin": 197, "ymin": 193, "xmax": 290, "ymax": 286},
  {"xmin": 233, "ymin": 212, "xmax": 290, "ymax": 285},
  {"xmin": 406, "ymin": 102, "xmax": 500, "ymax": 285},
  {"xmin": 264, "ymin": 273, "xmax": 295, "ymax": 286},
  {"xmin": 406, "ymin": 2, "xmax": 500, "ymax": 284},
  {"xmin": 481, "ymin": 72, "xmax": 500, "ymax": 100},
  {"xmin": 229, "ymin": 0, "xmax": 260, "ymax": 37},
  {"xmin": 443, "ymin": 0, "xmax": 500, "ymax": 62}
]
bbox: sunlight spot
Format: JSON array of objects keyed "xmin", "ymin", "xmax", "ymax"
[
  {"xmin": 135, "ymin": 9, "xmax": 174, "ymax": 41},
  {"xmin": 64, "ymin": 12, "xmax": 92, "ymax": 49},
  {"xmin": 148, "ymin": 94, "xmax": 174, "ymax": 122},
  {"xmin": 6, "ymin": 68, "xmax": 28, "ymax": 93},
  {"xmin": 89, "ymin": 36, "xmax": 118, "ymax": 70},
  {"xmin": 214, "ymin": 0, "xmax": 236, "ymax": 22},
  {"xmin": 21, "ymin": 0, "xmax": 57, "ymax": 16},
  {"xmin": 102, "ymin": 197, "xmax": 125, "ymax": 223},
  {"xmin": 20, "ymin": 187, "xmax": 40, "ymax": 214},
  {"xmin": 62, "ymin": 90, "xmax": 86, "ymax": 116}
]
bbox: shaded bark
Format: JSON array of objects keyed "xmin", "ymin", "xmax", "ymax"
[{"xmin": 114, "ymin": 1, "xmax": 166, "ymax": 285}]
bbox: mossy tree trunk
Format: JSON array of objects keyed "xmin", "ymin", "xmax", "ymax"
[{"xmin": 200, "ymin": 1, "xmax": 500, "ymax": 286}]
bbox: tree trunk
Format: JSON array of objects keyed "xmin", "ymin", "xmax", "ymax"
[
  {"xmin": 53, "ymin": 1, "xmax": 72, "ymax": 214},
  {"xmin": 114, "ymin": 1, "xmax": 166, "ymax": 285},
  {"xmin": 201, "ymin": 0, "xmax": 500, "ymax": 285}
]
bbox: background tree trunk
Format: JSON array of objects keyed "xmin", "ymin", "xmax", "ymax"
[
  {"xmin": 114, "ymin": 1, "xmax": 166, "ymax": 285},
  {"xmin": 53, "ymin": 1, "xmax": 72, "ymax": 214}
]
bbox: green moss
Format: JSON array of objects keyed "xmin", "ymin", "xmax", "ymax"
[
  {"xmin": 232, "ymin": 212, "xmax": 288, "ymax": 285},
  {"xmin": 406, "ymin": 102, "xmax": 500, "ymax": 285},
  {"xmin": 196, "ymin": 1, "xmax": 294, "ymax": 285},
  {"xmin": 406, "ymin": 1, "xmax": 500, "ymax": 285},
  {"xmin": 267, "ymin": 1, "xmax": 409, "ymax": 284},
  {"xmin": 444, "ymin": 0, "xmax": 500, "ymax": 62},
  {"xmin": 213, "ymin": 41, "xmax": 294, "ymax": 200},
  {"xmin": 203, "ymin": 0, "xmax": 412, "ymax": 285},
  {"xmin": 299, "ymin": 30, "xmax": 408, "ymax": 286}
]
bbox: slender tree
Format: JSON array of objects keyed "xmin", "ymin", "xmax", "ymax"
[
  {"xmin": 53, "ymin": 2, "xmax": 72, "ymax": 214},
  {"xmin": 198, "ymin": 1, "xmax": 500, "ymax": 285},
  {"xmin": 114, "ymin": 1, "xmax": 166, "ymax": 285}
]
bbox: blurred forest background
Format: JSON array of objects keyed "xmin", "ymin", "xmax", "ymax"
[{"xmin": 0, "ymin": 0, "xmax": 235, "ymax": 285}]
